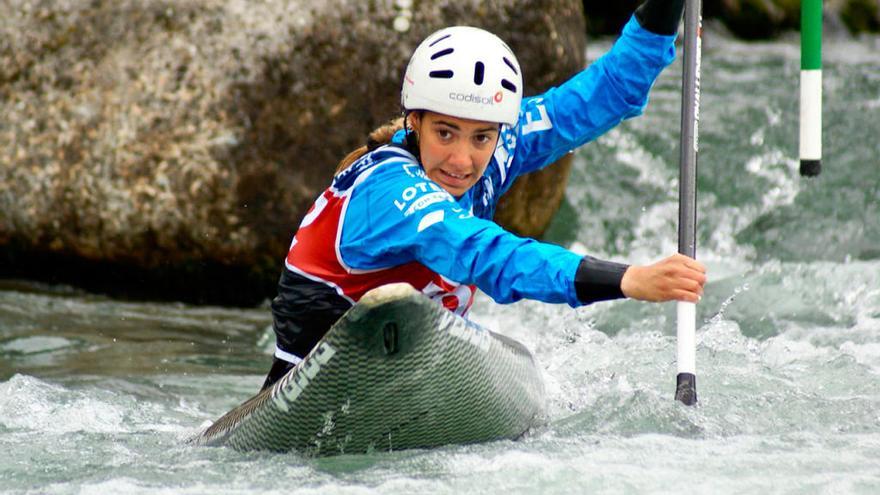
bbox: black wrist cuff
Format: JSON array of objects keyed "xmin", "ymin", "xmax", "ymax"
[
  {"xmin": 634, "ymin": 0, "xmax": 686, "ymax": 35},
  {"xmin": 574, "ymin": 256, "xmax": 629, "ymax": 304}
]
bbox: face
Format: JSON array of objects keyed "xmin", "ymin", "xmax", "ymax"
[{"xmin": 410, "ymin": 111, "xmax": 499, "ymax": 197}]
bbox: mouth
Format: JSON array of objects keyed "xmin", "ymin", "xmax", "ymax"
[{"xmin": 439, "ymin": 169, "xmax": 470, "ymax": 182}]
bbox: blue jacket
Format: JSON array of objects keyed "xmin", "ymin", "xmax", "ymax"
[{"xmin": 336, "ymin": 17, "xmax": 677, "ymax": 307}]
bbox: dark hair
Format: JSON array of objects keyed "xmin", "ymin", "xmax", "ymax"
[{"xmin": 335, "ymin": 114, "xmax": 418, "ymax": 173}]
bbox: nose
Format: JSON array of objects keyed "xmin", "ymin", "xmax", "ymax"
[{"xmin": 447, "ymin": 143, "xmax": 471, "ymax": 169}]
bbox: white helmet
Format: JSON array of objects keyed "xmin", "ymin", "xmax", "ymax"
[{"xmin": 401, "ymin": 26, "xmax": 523, "ymax": 126}]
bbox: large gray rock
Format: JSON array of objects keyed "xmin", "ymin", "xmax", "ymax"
[{"xmin": 0, "ymin": 0, "xmax": 586, "ymax": 304}]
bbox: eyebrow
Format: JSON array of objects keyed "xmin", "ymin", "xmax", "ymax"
[{"xmin": 432, "ymin": 119, "xmax": 499, "ymax": 134}]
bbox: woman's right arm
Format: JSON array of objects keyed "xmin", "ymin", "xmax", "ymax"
[
  {"xmin": 339, "ymin": 159, "xmax": 585, "ymax": 306},
  {"xmin": 338, "ymin": 159, "xmax": 704, "ymax": 306}
]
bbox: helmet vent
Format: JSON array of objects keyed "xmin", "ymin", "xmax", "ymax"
[
  {"xmin": 501, "ymin": 79, "xmax": 517, "ymax": 92},
  {"xmin": 503, "ymin": 57, "xmax": 519, "ymax": 75},
  {"xmin": 429, "ymin": 70, "xmax": 454, "ymax": 79},
  {"xmin": 473, "ymin": 62, "xmax": 485, "ymax": 85},
  {"xmin": 431, "ymin": 48, "xmax": 454, "ymax": 60},
  {"xmin": 429, "ymin": 34, "xmax": 452, "ymax": 47}
]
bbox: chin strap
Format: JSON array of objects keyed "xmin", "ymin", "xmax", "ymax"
[{"xmin": 402, "ymin": 110, "xmax": 421, "ymax": 159}]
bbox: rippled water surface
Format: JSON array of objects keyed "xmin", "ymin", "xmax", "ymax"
[{"xmin": 2, "ymin": 31, "xmax": 879, "ymax": 494}]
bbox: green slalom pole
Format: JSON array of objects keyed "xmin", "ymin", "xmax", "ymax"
[{"xmin": 800, "ymin": 0, "xmax": 822, "ymax": 177}]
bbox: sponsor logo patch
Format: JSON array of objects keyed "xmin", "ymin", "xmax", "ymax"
[
  {"xmin": 449, "ymin": 92, "xmax": 495, "ymax": 106},
  {"xmin": 273, "ymin": 342, "xmax": 336, "ymax": 411},
  {"xmin": 405, "ymin": 192, "xmax": 449, "ymax": 216}
]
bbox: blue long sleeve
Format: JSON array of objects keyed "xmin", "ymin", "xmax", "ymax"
[{"xmin": 340, "ymin": 159, "xmax": 584, "ymax": 306}]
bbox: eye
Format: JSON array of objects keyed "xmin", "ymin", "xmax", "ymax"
[
  {"xmin": 437, "ymin": 129, "xmax": 453, "ymax": 140},
  {"xmin": 473, "ymin": 133, "xmax": 494, "ymax": 146}
]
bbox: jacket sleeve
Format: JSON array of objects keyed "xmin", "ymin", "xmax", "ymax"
[
  {"xmin": 338, "ymin": 159, "xmax": 585, "ymax": 307},
  {"xmin": 502, "ymin": 15, "xmax": 678, "ymax": 183}
]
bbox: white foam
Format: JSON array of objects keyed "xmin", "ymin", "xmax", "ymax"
[
  {"xmin": 0, "ymin": 374, "xmax": 184, "ymax": 435},
  {"xmin": 0, "ymin": 375, "xmax": 127, "ymax": 434},
  {"xmin": 840, "ymin": 341, "xmax": 880, "ymax": 375}
]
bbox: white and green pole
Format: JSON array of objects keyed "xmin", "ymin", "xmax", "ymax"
[
  {"xmin": 800, "ymin": 0, "xmax": 822, "ymax": 177},
  {"xmin": 676, "ymin": 0, "xmax": 702, "ymax": 406}
]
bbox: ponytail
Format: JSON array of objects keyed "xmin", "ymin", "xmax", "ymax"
[{"xmin": 335, "ymin": 116, "xmax": 407, "ymax": 173}]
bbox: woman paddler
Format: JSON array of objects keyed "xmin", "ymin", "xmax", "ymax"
[{"xmin": 263, "ymin": 0, "xmax": 707, "ymax": 389}]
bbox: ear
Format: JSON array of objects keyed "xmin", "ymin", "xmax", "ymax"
[{"xmin": 407, "ymin": 110, "xmax": 423, "ymax": 132}]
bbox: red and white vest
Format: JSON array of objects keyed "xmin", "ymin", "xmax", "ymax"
[{"xmin": 285, "ymin": 175, "xmax": 476, "ymax": 316}]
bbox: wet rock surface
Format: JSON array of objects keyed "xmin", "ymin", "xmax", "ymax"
[{"xmin": 0, "ymin": 0, "xmax": 586, "ymax": 304}]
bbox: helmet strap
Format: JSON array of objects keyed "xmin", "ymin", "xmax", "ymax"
[{"xmin": 403, "ymin": 110, "xmax": 421, "ymax": 159}]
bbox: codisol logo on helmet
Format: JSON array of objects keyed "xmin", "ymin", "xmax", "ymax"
[{"xmin": 448, "ymin": 92, "xmax": 496, "ymax": 106}]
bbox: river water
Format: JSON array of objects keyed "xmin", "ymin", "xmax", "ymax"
[{"xmin": 2, "ymin": 30, "xmax": 879, "ymax": 494}]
